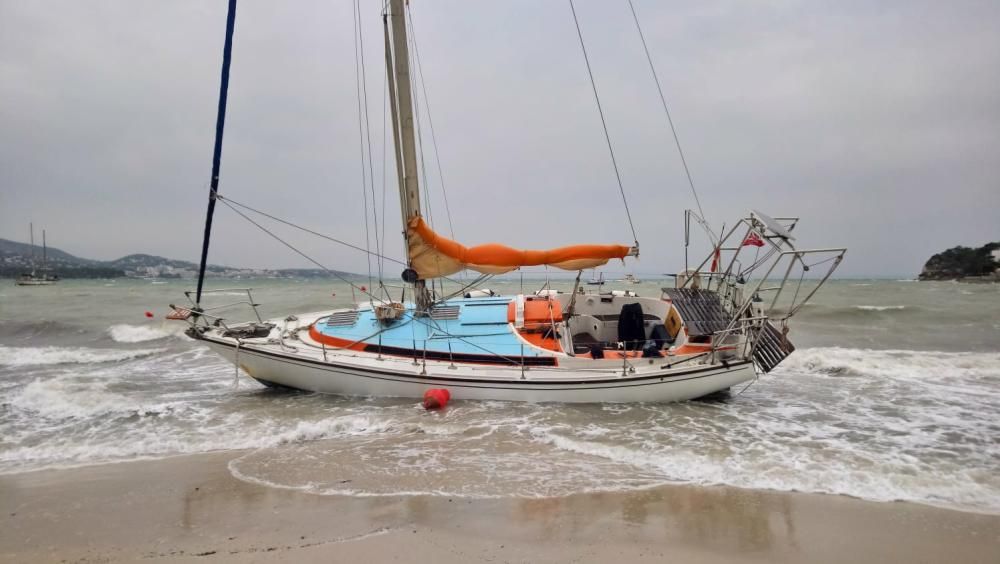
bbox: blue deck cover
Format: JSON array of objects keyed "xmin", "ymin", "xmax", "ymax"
[{"xmin": 316, "ymin": 296, "xmax": 553, "ymax": 359}]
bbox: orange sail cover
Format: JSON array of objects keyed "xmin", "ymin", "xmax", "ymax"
[{"xmin": 407, "ymin": 217, "xmax": 634, "ymax": 279}]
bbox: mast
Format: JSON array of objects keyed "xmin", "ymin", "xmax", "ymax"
[
  {"xmin": 42, "ymin": 229, "xmax": 47, "ymax": 269},
  {"xmin": 28, "ymin": 223, "xmax": 35, "ymax": 275},
  {"xmin": 385, "ymin": 0, "xmax": 429, "ymax": 307},
  {"xmin": 194, "ymin": 0, "xmax": 238, "ymax": 307}
]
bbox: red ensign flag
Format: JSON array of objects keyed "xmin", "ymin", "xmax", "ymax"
[{"xmin": 742, "ymin": 233, "xmax": 765, "ymax": 247}]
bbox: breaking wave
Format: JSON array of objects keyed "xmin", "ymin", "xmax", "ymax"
[
  {"xmin": 1, "ymin": 345, "xmax": 998, "ymax": 514},
  {"xmin": 107, "ymin": 323, "xmax": 181, "ymax": 343},
  {"xmin": 0, "ymin": 345, "xmax": 165, "ymax": 367},
  {"xmin": 795, "ymin": 303, "xmax": 920, "ymax": 323}
]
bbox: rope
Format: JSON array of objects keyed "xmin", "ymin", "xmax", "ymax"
[
  {"xmin": 352, "ymin": 0, "xmax": 374, "ymax": 290},
  {"xmin": 407, "ymin": 314, "xmax": 526, "ymax": 367},
  {"xmin": 734, "ymin": 372, "xmax": 758, "ymax": 396},
  {"xmin": 739, "ymin": 244, "xmax": 779, "ymax": 278},
  {"xmin": 215, "ymin": 194, "xmax": 407, "ymax": 267},
  {"xmin": 379, "ymin": 46, "xmax": 389, "ymax": 281},
  {"xmin": 233, "ymin": 340, "xmax": 241, "ymax": 389},
  {"xmin": 217, "ymin": 196, "xmax": 382, "ymax": 302},
  {"xmin": 214, "ymin": 193, "xmax": 474, "ymax": 291},
  {"xmin": 435, "ymin": 273, "xmax": 493, "ymax": 303},
  {"xmin": 357, "ymin": 0, "xmax": 383, "ymax": 283},
  {"xmin": 568, "ymin": 0, "xmax": 639, "ymax": 246},
  {"xmin": 788, "ymin": 266, "xmax": 806, "ymax": 318},
  {"xmin": 626, "ymin": 0, "xmax": 708, "ymax": 229},
  {"xmin": 407, "ymin": 8, "xmax": 457, "ymax": 242}
]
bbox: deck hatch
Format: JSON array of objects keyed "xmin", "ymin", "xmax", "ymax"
[
  {"xmin": 325, "ymin": 310, "xmax": 360, "ymax": 327},
  {"xmin": 429, "ymin": 305, "xmax": 461, "ymax": 320}
]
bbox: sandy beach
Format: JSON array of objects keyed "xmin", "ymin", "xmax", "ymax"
[{"xmin": 2, "ymin": 451, "xmax": 997, "ymax": 563}]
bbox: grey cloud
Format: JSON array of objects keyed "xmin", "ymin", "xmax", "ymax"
[{"xmin": 2, "ymin": 0, "xmax": 997, "ymax": 277}]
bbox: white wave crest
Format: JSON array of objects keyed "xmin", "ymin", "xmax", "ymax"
[
  {"xmin": 855, "ymin": 305, "xmax": 906, "ymax": 311},
  {"xmin": 539, "ymin": 429, "xmax": 1000, "ymax": 514},
  {"xmin": 0, "ymin": 412, "xmax": 403, "ymax": 473},
  {"xmin": 0, "ymin": 345, "xmax": 165, "ymax": 367},
  {"xmin": 108, "ymin": 323, "xmax": 181, "ymax": 343},
  {"xmin": 261, "ymin": 414, "xmax": 399, "ymax": 446},
  {"xmin": 777, "ymin": 347, "xmax": 1000, "ymax": 382},
  {"xmin": 10, "ymin": 378, "xmax": 161, "ymax": 419}
]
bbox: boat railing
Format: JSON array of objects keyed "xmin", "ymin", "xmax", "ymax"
[
  {"xmin": 180, "ymin": 288, "xmax": 264, "ymax": 329},
  {"xmin": 727, "ymin": 247, "xmax": 846, "ymax": 323},
  {"xmin": 709, "ymin": 315, "xmax": 770, "ymax": 364},
  {"xmin": 673, "ymin": 210, "xmax": 847, "ymax": 351}
]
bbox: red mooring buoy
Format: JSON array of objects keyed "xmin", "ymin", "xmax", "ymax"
[
  {"xmin": 422, "ymin": 388, "xmax": 451, "ymax": 410},
  {"xmin": 144, "ymin": 311, "xmax": 154, "ymax": 318}
]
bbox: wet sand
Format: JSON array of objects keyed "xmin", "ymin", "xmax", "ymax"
[{"xmin": 1, "ymin": 452, "xmax": 998, "ymax": 563}]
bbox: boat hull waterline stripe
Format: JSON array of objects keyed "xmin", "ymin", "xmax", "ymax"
[{"xmin": 201, "ymin": 334, "xmax": 752, "ymax": 388}]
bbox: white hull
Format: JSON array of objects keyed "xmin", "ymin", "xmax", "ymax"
[
  {"xmin": 15, "ymin": 279, "xmax": 55, "ymax": 286},
  {"xmin": 201, "ymin": 336, "xmax": 755, "ymax": 403}
]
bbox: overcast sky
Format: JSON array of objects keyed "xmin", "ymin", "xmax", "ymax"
[{"xmin": 2, "ymin": 0, "xmax": 997, "ymax": 277}]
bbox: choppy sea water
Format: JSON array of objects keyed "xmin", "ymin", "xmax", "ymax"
[{"xmin": 1, "ymin": 278, "xmax": 998, "ymax": 513}]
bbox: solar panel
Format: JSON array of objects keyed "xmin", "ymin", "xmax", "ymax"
[{"xmin": 752, "ymin": 209, "xmax": 795, "ymax": 241}]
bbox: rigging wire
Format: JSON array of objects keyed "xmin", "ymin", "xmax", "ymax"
[
  {"xmin": 568, "ymin": 0, "xmax": 639, "ymax": 247},
  {"xmin": 215, "ymin": 194, "xmax": 406, "ymax": 267},
  {"xmin": 380, "ymin": 43, "xmax": 389, "ymax": 283},
  {"xmin": 352, "ymin": 0, "xmax": 374, "ymax": 290},
  {"xmin": 407, "ymin": 7, "xmax": 466, "ymax": 290},
  {"xmin": 356, "ymin": 0, "xmax": 383, "ymax": 282},
  {"xmin": 410, "ymin": 58, "xmax": 434, "ymax": 230},
  {"xmin": 435, "ymin": 273, "xmax": 494, "ymax": 303},
  {"xmin": 216, "ymin": 197, "xmax": 379, "ymax": 303},
  {"xmin": 406, "ymin": 8, "xmax": 457, "ymax": 242},
  {"xmin": 406, "ymin": 10, "xmax": 450, "ymax": 299},
  {"xmin": 626, "ymin": 0, "xmax": 711, "ymax": 240},
  {"xmin": 408, "ymin": 75, "xmax": 443, "ymax": 296},
  {"xmin": 214, "ymin": 193, "xmax": 472, "ymax": 289}
]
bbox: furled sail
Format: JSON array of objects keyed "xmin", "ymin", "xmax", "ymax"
[{"xmin": 407, "ymin": 217, "xmax": 635, "ymax": 279}]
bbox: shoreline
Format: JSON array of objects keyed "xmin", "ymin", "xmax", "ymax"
[
  {"xmin": 6, "ymin": 447, "xmax": 999, "ymax": 517},
  {"xmin": 3, "ymin": 451, "xmax": 998, "ymax": 563}
]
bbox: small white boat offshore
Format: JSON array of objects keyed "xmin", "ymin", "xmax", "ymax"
[
  {"xmin": 15, "ymin": 276, "xmax": 56, "ymax": 286},
  {"xmin": 15, "ymin": 224, "xmax": 58, "ymax": 286},
  {"xmin": 171, "ymin": 1, "xmax": 845, "ymax": 403},
  {"xmin": 621, "ymin": 273, "xmax": 642, "ymax": 285}
]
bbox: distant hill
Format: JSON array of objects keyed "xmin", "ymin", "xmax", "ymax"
[
  {"xmin": 0, "ymin": 238, "xmax": 359, "ymax": 280},
  {"xmin": 919, "ymin": 242, "xmax": 999, "ymax": 281},
  {"xmin": 1, "ymin": 238, "xmax": 120, "ymax": 278}
]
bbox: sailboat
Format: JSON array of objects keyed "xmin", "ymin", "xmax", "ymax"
[
  {"xmin": 15, "ymin": 224, "xmax": 59, "ymax": 286},
  {"xmin": 586, "ymin": 271, "xmax": 605, "ymax": 286},
  {"xmin": 170, "ymin": 1, "xmax": 845, "ymax": 402}
]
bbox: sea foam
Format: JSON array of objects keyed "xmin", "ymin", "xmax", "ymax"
[
  {"xmin": 107, "ymin": 323, "xmax": 180, "ymax": 343},
  {"xmin": 2, "ymin": 345, "xmax": 999, "ymax": 514},
  {"xmin": 0, "ymin": 345, "xmax": 165, "ymax": 367}
]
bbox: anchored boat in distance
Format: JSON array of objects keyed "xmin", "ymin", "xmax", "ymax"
[{"xmin": 15, "ymin": 224, "xmax": 59, "ymax": 286}]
